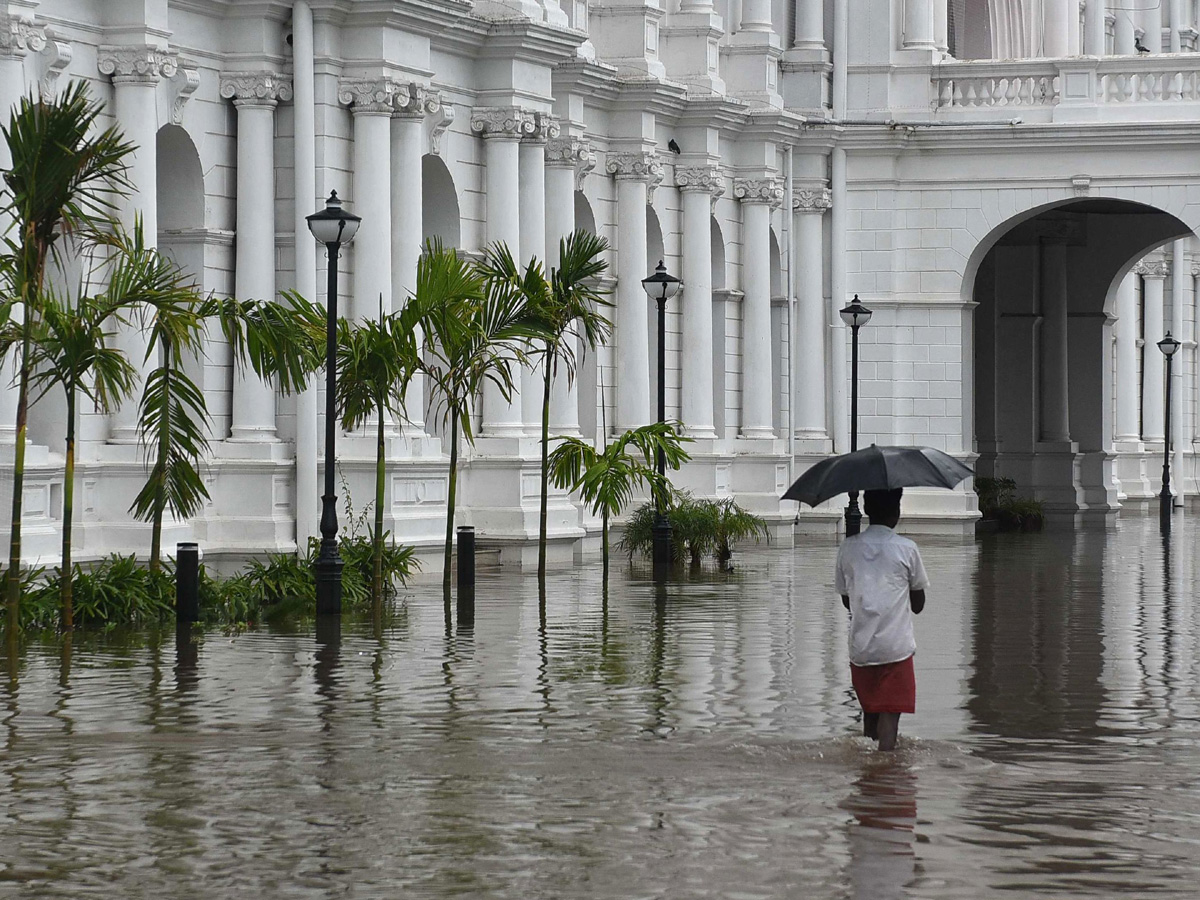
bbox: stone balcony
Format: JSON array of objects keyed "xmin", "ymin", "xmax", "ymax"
[{"xmin": 932, "ymin": 53, "xmax": 1200, "ymax": 122}]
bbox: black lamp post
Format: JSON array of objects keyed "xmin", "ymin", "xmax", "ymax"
[
  {"xmin": 839, "ymin": 295, "xmax": 873, "ymax": 536},
  {"xmin": 306, "ymin": 191, "xmax": 361, "ymax": 615},
  {"xmin": 641, "ymin": 260, "xmax": 682, "ymax": 571},
  {"xmin": 1158, "ymin": 331, "xmax": 1180, "ymax": 533}
]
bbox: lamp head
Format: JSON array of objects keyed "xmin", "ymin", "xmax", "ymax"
[
  {"xmin": 306, "ymin": 190, "xmax": 362, "ymax": 246},
  {"xmin": 839, "ymin": 295, "xmax": 873, "ymax": 329},
  {"xmin": 641, "ymin": 260, "xmax": 681, "ymax": 303},
  {"xmin": 1159, "ymin": 332, "xmax": 1181, "ymax": 358}
]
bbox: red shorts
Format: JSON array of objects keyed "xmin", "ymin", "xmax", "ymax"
[{"xmin": 850, "ymin": 655, "xmax": 916, "ymax": 714}]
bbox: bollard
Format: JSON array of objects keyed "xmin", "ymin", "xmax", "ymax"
[
  {"xmin": 456, "ymin": 526, "xmax": 475, "ymax": 627},
  {"xmin": 175, "ymin": 542, "xmax": 200, "ymax": 624}
]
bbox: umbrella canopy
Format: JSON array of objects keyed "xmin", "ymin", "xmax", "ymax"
[{"xmin": 782, "ymin": 445, "xmax": 973, "ymax": 507}]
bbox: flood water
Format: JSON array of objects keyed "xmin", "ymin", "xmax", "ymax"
[{"xmin": 3, "ymin": 515, "xmax": 1200, "ymax": 898}]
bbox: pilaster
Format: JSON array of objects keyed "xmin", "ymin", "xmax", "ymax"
[
  {"xmin": 792, "ymin": 184, "xmax": 831, "ymax": 448},
  {"xmin": 735, "ymin": 177, "xmax": 783, "ymax": 439},
  {"xmin": 677, "ymin": 165, "xmax": 724, "ymax": 439}
]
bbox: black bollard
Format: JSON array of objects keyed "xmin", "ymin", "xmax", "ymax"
[
  {"xmin": 457, "ymin": 526, "xmax": 475, "ymax": 627},
  {"xmin": 175, "ymin": 542, "xmax": 200, "ymax": 624}
]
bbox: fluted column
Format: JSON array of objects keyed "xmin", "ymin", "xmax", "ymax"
[
  {"xmin": 473, "ymin": 107, "xmax": 534, "ymax": 438},
  {"xmin": 99, "ymin": 46, "xmax": 177, "ymax": 443},
  {"xmin": 392, "ymin": 84, "xmax": 439, "ymax": 435},
  {"xmin": 606, "ymin": 151, "xmax": 663, "ymax": 431},
  {"xmin": 0, "ymin": 14, "xmax": 42, "ymax": 445},
  {"xmin": 676, "ymin": 166, "xmax": 724, "ymax": 438},
  {"xmin": 1114, "ymin": 271, "xmax": 1139, "ymax": 442},
  {"xmin": 903, "ymin": 0, "xmax": 935, "ymax": 49},
  {"xmin": 793, "ymin": 187, "xmax": 831, "ymax": 440},
  {"xmin": 222, "ymin": 73, "xmax": 292, "ymax": 442},
  {"xmin": 735, "ymin": 177, "xmax": 784, "ymax": 439},
  {"xmin": 519, "ymin": 113, "xmax": 556, "ymax": 434},
  {"xmin": 545, "ymin": 137, "xmax": 595, "ymax": 438},
  {"xmin": 793, "ymin": 0, "xmax": 824, "ymax": 50},
  {"xmin": 1139, "ymin": 261, "xmax": 1167, "ymax": 442},
  {"xmin": 340, "ymin": 80, "xmax": 396, "ymax": 321},
  {"xmin": 1039, "ymin": 237, "xmax": 1070, "ymax": 442},
  {"xmin": 1044, "ymin": 0, "xmax": 1071, "ymax": 57}
]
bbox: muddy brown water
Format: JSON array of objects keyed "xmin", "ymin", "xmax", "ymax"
[{"xmin": 2, "ymin": 516, "xmax": 1199, "ymax": 898}]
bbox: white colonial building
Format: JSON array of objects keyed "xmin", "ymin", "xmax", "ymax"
[{"xmin": 1, "ymin": 0, "xmax": 1198, "ymax": 567}]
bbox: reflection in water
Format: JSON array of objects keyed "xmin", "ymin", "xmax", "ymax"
[
  {"xmin": 842, "ymin": 762, "xmax": 918, "ymax": 900},
  {"xmin": 4, "ymin": 523, "xmax": 1200, "ymax": 897}
]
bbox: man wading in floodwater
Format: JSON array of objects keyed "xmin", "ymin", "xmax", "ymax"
[{"xmin": 835, "ymin": 488, "xmax": 929, "ymax": 751}]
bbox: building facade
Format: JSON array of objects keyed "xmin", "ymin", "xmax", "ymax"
[{"xmin": 1, "ymin": 0, "xmax": 1198, "ymax": 566}]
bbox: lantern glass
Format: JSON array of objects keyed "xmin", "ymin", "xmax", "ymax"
[
  {"xmin": 307, "ymin": 191, "xmax": 362, "ymax": 245},
  {"xmin": 641, "ymin": 260, "xmax": 681, "ymax": 302},
  {"xmin": 1159, "ymin": 332, "xmax": 1181, "ymax": 358}
]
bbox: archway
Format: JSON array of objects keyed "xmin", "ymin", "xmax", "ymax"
[
  {"xmin": 711, "ymin": 217, "xmax": 728, "ymax": 434},
  {"xmin": 769, "ymin": 228, "xmax": 784, "ymax": 435},
  {"xmin": 422, "ymin": 154, "xmax": 460, "ymax": 248},
  {"xmin": 156, "ymin": 125, "xmax": 205, "ymax": 278},
  {"xmin": 971, "ymin": 198, "xmax": 1191, "ymax": 524},
  {"xmin": 575, "ymin": 190, "xmax": 601, "ymax": 442}
]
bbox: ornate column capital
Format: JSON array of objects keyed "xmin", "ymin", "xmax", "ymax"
[
  {"xmin": 0, "ymin": 13, "xmax": 45, "ymax": 60},
  {"xmin": 546, "ymin": 136, "xmax": 596, "ymax": 189},
  {"xmin": 470, "ymin": 106, "xmax": 537, "ymax": 141},
  {"xmin": 792, "ymin": 186, "xmax": 832, "ymax": 213},
  {"xmin": 734, "ymin": 177, "xmax": 785, "ymax": 208},
  {"xmin": 337, "ymin": 78, "xmax": 397, "ymax": 114},
  {"xmin": 221, "ymin": 71, "xmax": 292, "ymax": 108},
  {"xmin": 1135, "ymin": 260, "xmax": 1171, "ymax": 279},
  {"xmin": 607, "ymin": 151, "xmax": 665, "ymax": 202},
  {"xmin": 98, "ymin": 45, "xmax": 178, "ymax": 85},
  {"xmin": 522, "ymin": 111, "xmax": 560, "ymax": 144},
  {"xmin": 676, "ymin": 165, "xmax": 725, "ymax": 211},
  {"xmin": 393, "ymin": 82, "xmax": 441, "ymax": 118}
]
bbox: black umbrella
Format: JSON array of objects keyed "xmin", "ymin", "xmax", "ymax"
[{"xmin": 782, "ymin": 444, "xmax": 973, "ymax": 507}]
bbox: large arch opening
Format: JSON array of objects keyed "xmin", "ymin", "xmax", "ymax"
[
  {"xmin": 711, "ymin": 217, "xmax": 728, "ymax": 435},
  {"xmin": 575, "ymin": 190, "xmax": 601, "ymax": 443},
  {"xmin": 971, "ymin": 198, "xmax": 1192, "ymax": 525},
  {"xmin": 422, "ymin": 154, "xmax": 460, "ymax": 248},
  {"xmin": 770, "ymin": 228, "xmax": 784, "ymax": 436}
]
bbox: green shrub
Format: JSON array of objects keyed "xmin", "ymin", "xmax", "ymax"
[
  {"xmin": 24, "ymin": 555, "xmax": 173, "ymax": 630},
  {"xmin": 619, "ymin": 493, "xmax": 769, "ymax": 569},
  {"xmin": 976, "ymin": 476, "xmax": 1044, "ymax": 532}
]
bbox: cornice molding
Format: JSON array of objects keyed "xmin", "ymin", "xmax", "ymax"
[
  {"xmin": 98, "ymin": 45, "xmax": 178, "ymax": 84},
  {"xmin": 734, "ymin": 177, "xmax": 784, "ymax": 207},
  {"xmin": 221, "ymin": 71, "xmax": 293, "ymax": 106},
  {"xmin": 470, "ymin": 106, "xmax": 537, "ymax": 141}
]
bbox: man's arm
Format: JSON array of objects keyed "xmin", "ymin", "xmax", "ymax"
[{"xmin": 909, "ymin": 590, "xmax": 925, "ymax": 614}]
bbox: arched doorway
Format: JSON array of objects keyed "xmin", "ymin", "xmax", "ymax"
[{"xmin": 971, "ymin": 198, "xmax": 1191, "ymax": 524}]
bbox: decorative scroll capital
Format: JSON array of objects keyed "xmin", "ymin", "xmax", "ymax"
[
  {"xmin": 523, "ymin": 111, "xmax": 560, "ymax": 144},
  {"xmin": 606, "ymin": 151, "xmax": 663, "ymax": 182},
  {"xmin": 676, "ymin": 165, "xmax": 725, "ymax": 212},
  {"xmin": 98, "ymin": 45, "xmax": 178, "ymax": 84},
  {"xmin": 0, "ymin": 13, "xmax": 46, "ymax": 59},
  {"xmin": 394, "ymin": 82, "xmax": 441, "ymax": 118},
  {"xmin": 1134, "ymin": 259, "xmax": 1170, "ymax": 279},
  {"xmin": 470, "ymin": 106, "xmax": 537, "ymax": 140},
  {"xmin": 336, "ymin": 78, "xmax": 396, "ymax": 114},
  {"xmin": 734, "ymin": 177, "xmax": 784, "ymax": 208},
  {"xmin": 793, "ymin": 187, "xmax": 832, "ymax": 213},
  {"xmin": 547, "ymin": 136, "xmax": 596, "ymax": 189},
  {"xmin": 221, "ymin": 71, "xmax": 292, "ymax": 107}
]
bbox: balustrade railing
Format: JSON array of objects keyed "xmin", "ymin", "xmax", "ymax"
[{"xmin": 934, "ymin": 55, "xmax": 1200, "ymax": 110}]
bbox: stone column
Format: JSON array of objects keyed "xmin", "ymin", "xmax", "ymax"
[
  {"xmin": 735, "ymin": 177, "xmax": 784, "ymax": 439},
  {"xmin": 1141, "ymin": 1, "xmax": 1163, "ymax": 52},
  {"xmin": 392, "ymin": 84, "xmax": 438, "ymax": 435},
  {"xmin": 99, "ymin": 46, "xmax": 177, "ymax": 443},
  {"xmin": 793, "ymin": 0, "xmax": 824, "ymax": 48},
  {"xmin": 903, "ymin": 0, "xmax": 935, "ymax": 49},
  {"xmin": 545, "ymin": 137, "xmax": 595, "ymax": 438},
  {"xmin": 0, "ymin": 13, "xmax": 42, "ymax": 445},
  {"xmin": 1039, "ymin": 237, "xmax": 1071, "ymax": 442},
  {"xmin": 519, "ymin": 113, "xmax": 556, "ymax": 434},
  {"xmin": 793, "ymin": 186, "xmax": 831, "ymax": 440},
  {"xmin": 340, "ymin": 80, "xmax": 396, "ymax": 321},
  {"xmin": 1114, "ymin": 7, "xmax": 1136, "ymax": 53},
  {"xmin": 739, "ymin": 0, "xmax": 773, "ymax": 31},
  {"xmin": 1114, "ymin": 271, "xmax": 1140, "ymax": 441},
  {"xmin": 676, "ymin": 166, "xmax": 724, "ymax": 439},
  {"xmin": 1171, "ymin": 241, "xmax": 1186, "ymax": 493},
  {"xmin": 1139, "ymin": 261, "xmax": 1167, "ymax": 442},
  {"xmin": 221, "ymin": 73, "xmax": 292, "ymax": 442},
  {"xmin": 933, "ymin": 0, "xmax": 949, "ymax": 52},
  {"xmin": 472, "ymin": 107, "xmax": 533, "ymax": 438},
  {"xmin": 1044, "ymin": 0, "xmax": 1071, "ymax": 57},
  {"xmin": 606, "ymin": 151, "xmax": 663, "ymax": 432},
  {"xmin": 1085, "ymin": 0, "xmax": 1108, "ymax": 54}
]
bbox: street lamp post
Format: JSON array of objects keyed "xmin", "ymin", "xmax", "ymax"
[
  {"xmin": 306, "ymin": 191, "xmax": 361, "ymax": 615},
  {"xmin": 641, "ymin": 260, "xmax": 682, "ymax": 571},
  {"xmin": 1158, "ymin": 331, "xmax": 1180, "ymax": 533},
  {"xmin": 839, "ymin": 296, "xmax": 873, "ymax": 537}
]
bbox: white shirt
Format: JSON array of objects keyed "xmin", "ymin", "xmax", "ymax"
[{"xmin": 835, "ymin": 524, "xmax": 930, "ymax": 666}]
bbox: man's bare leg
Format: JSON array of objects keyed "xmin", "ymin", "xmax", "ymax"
[
  {"xmin": 876, "ymin": 713, "xmax": 900, "ymax": 751},
  {"xmin": 863, "ymin": 712, "xmax": 879, "ymax": 740}
]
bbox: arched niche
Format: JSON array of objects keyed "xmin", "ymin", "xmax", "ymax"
[
  {"xmin": 155, "ymin": 124, "xmax": 205, "ymax": 279},
  {"xmin": 422, "ymin": 154, "xmax": 460, "ymax": 248},
  {"xmin": 575, "ymin": 189, "xmax": 601, "ymax": 443},
  {"xmin": 769, "ymin": 228, "xmax": 785, "ymax": 435},
  {"xmin": 711, "ymin": 216, "xmax": 726, "ymax": 289},
  {"xmin": 574, "ymin": 190, "xmax": 597, "ymax": 236}
]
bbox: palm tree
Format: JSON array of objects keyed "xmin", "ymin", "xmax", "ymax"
[
  {"xmin": 476, "ymin": 231, "xmax": 612, "ymax": 586},
  {"xmin": 335, "ymin": 307, "xmax": 418, "ymax": 611},
  {"xmin": 0, "ymin": 81, "xmax": 133, "ymax": 635},
  {"xmin": 398, "ymin": 241, "xmax": 540, "ymax": 598},
  {"xmin": 547, "ymin": 422, "xmax": 691, "ymax": 577}
]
